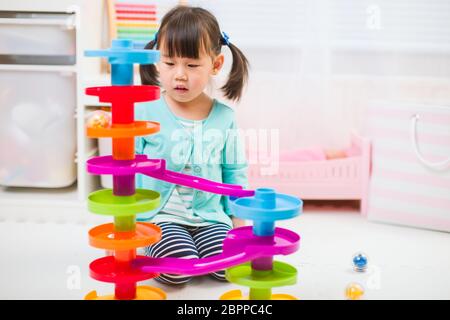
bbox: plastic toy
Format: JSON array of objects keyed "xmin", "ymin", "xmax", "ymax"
[
  {"xmin": 84, "ymin": 39, "xmax": 164, "ymax": 300},
  {"xmin": 134, "ymin": 188, "xmax": 301, "ymax": 300},
  {"xmin": 345, "ymin": 283, "xmax": 364, "ymax": 300},
  {"xmin": 84, "ymin": 39, "xmax": 303, "ymax": 300},
  {"xmin": 352, "ymin": 252, "xmax": 368, "ymax": 272}
]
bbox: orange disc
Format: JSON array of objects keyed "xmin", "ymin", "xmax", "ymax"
[
  {"xmin": 89, "ymin": 222, "xmax": 162, "ymax": 250},
  {"xmin": 85, "ymin": 286, "xmax": 166, "ymax": 300},
  {"xmin": 86, "ymin": 121, "xmax": 160, "ymax": 138}
]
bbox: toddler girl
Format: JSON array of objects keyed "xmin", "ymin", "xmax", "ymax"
[{"xmin": 135, "ymin": 5, "xmax": 250, "ymax": 285}]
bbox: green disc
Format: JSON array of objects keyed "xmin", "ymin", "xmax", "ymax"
[
  {"xmin": 88, "ymin": 189, "xmax": 160, "ymax": 217},
  {"xmin": 225, "ymin": 261, "xmax": 297, "ymax": 289}
]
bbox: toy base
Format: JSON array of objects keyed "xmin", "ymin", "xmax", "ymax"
[
  {"xmin": 220, "ymin": 289, "xmax": 297, "ymax": 300},
  {"xmin": 85, "ymin": 285, "xmax": 166, "ymax": 300}
]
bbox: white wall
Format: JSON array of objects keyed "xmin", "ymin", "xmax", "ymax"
[
  {"xmin": 3, "ymin": 0, "xmax": 450, "ymax": 152},
  {"xmin": 201, "ymin": 0, "xmax": 450, "ymax": 151}
]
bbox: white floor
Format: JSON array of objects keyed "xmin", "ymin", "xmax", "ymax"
[{"xmin": 1, "ymin": 204, "xmax": 450, "ymax": 300}]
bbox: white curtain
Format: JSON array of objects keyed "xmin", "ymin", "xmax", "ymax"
[{"xmin": 190, "ymin": 0, "xmax": 450, "ymax": 150}]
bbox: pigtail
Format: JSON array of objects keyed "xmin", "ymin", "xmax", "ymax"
[
  {"xmin": 140, "ymin": 39, "xmax": 160, "ymax": 86},
  {"xmin": 221, "ymin": 43, "xmax": 249, "ymax": 102}
]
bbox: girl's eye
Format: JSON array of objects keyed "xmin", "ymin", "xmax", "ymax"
[
  {"xmin": 164, "ymin": 62, "xmax": 174, "ymax": 66},
  {"xmin": 188, "ymin": 64, "xmax": 200, "ymax": 68}
]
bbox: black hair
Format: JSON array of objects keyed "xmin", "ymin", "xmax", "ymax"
[{"xmin": 140, "ymin": 5, "xmax": 249, "ymax": 101}]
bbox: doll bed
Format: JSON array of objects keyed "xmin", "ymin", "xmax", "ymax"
[{"xmin": 247, "ymin": 132, "xmax": 371, "ymax": 215}]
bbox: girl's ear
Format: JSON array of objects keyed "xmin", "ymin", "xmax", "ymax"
[{"xmin": 212, "ymin": 53, "xmax": 225, "ymax": 75}]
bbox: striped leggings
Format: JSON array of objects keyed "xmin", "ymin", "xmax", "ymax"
[{"xmin": 144, "ymin": 222, "xmax": 232, "ymax": 285}]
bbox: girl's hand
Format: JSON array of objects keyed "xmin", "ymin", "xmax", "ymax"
[{"xmin": 232, "ymin": 217, "xmax": 246, "ymax": 228}]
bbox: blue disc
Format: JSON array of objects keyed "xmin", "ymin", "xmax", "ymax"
[
  {"xmin": 85, "ymin": 39, "xmax": 159, "ymax": 65},
  {"xmin": 230, "ymin": 188, "xmax": 302, "ymax": 223}
]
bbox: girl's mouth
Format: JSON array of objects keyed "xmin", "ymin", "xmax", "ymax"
[{"xmin": 174, "ymin": 86, "xmax": 188, "ymax": 92}]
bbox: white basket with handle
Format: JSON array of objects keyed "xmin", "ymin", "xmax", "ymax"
[{"xmin": 365, "ymin": 100, "xmax": 450, "ymax": 232}]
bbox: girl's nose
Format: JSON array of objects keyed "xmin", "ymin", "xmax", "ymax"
[{"xmin": 175, "ymin": 67, "xmax": 188, "ymax": 81}]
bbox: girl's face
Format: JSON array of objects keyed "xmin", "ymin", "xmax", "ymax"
[{"xmin": 157, "ymin": 44, "xmax": 224, "ymax": 103}]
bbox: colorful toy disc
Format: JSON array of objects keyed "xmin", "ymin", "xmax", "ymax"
[
  {"xmin": 87, "ymin": 155, "xmax": 255, "ymax": 197},
  {"xmin": 88, "ymin": 189, "xmax": 160, "ymax": 216},
  {"xmin": 89, "ymin": 222, "xmax": 162, "ymax": 250},
  {"xmin": 85, "ymin": 285, "xmax": 166, "ymax": 300},
  {"xmin": 85, "ymin": 85, "xmax": 160, "ymax": 104},
  {"xmin": 225, "ymin": 261, "xmax": 297, "ymax": 289},
  {"xmin": 220, "ymin": 289, "xmax": 297, "ymax": 300},
  {"xmin": 85, "ymin": 39, "xmax": 160, "ymax": 65},
  {"xmin": 86, "ymin": 121, "xmax": 160, "ymax": 138},
  {"xmin": 223, "ymin": 226, "xmax": 300, "ymax": 256},
  {"xmin": 87, "ymin": 155, "xmax": 162, "ymax": 176},
  {"xmin": 135, "ymin": 227, "xmax": 299, "ymax": 275},
  {"xmin": 90, "ymin": 256, "xmax": 159, "ymax": 283},
  {"xmin": 230, "ymin": 188, "xmax": 302, "ymax": 222}
]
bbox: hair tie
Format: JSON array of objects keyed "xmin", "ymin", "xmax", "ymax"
[{"xmin": 221, "ymin": 31, "xmax": 230, "ymax": 46}]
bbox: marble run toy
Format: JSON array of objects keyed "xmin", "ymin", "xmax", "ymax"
[
  {"xmin": 135, "ymin": 188, "xmax": 301, "ymax": 300},
  {"xmin": 84, "ymin": 39, "xmax": 302, "ymax": 300}
]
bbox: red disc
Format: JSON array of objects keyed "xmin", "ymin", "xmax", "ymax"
[
  {"xmin": 85, "ymin": 85, "xmax": 160, "ymax": 103},
  {"xmin": 90, "ymin": 255, "xmax": 158, "ymax": 284}
]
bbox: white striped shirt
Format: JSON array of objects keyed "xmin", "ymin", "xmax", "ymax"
[{"xmin": 150, "ymin": 118, "xmax": 214, "ymax": 227}]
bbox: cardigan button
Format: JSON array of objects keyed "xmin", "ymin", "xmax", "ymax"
[{"xmin": 193, "ymin": 166, "xmax": 201, "ymax": 174}]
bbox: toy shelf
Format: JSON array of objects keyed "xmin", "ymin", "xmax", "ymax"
[
  {"xmin": 0, "ymin": 64, "xmax": 77, "ymax": 72},
  {"xmin": 0, "ymin": 2, "xmax": 103, "ymax": 216},
  {"xmin": 0, "ymin": 17, "xmax": 76, "ymax": 26}
]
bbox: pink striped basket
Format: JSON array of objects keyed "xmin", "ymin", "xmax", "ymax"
[{"xmin": 365, "ymin": 100, "xmax": 450, "ymax": 232}]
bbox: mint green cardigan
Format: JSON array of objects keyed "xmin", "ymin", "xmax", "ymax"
[{"xmin": 134, "ymin": 96, "xmax": 249, "ymax": 226}]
